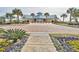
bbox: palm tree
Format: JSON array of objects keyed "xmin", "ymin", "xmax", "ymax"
[
  {"xmin": 12, "ymin": 8, "xmax": 23, "ymax": 23},
  {"xmin": 44, "ymin": 13, "xmax": 49, "ymax": 22},
  {"xmin": 30, "ymin": 13, "xmax": 35, "ymax": 19},
  {"xmin": 72, "ymin": 9, "xmax": 79, "ymax": 23},
  {"xmin": 30, "ymin": 13, "xmax": 35, "ymax": 22},
  {"xmin": 67, "ymin": 8, "xmax": 76, "ymax": 22},
  {"xmin": 54, "ymin": 15, "xmax": 58, "ymax": 23},
  {"xmin": 6, "ymin": 13, "xmax": 13, "ymax": 23},
  {"xmin": 44, "ymin": 12, "xmax": 49, "ymax": 19},
  {"xmin": 0, "ymin": 16, "xmax": 5, "ymax": 24},
  {"xmin": 61, "ymin": 14, "xmax": 67, "ymax": 22}
]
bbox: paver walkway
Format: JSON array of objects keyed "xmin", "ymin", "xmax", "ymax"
[{"xmin": 21, "ymin": 32, "xmax": 57, "ymax": 52}]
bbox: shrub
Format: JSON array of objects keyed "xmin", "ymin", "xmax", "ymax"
[
  {"xmin": 4, "ymin": 29, "xmax": 26, "ymax": 43},
  {"xmin": 0, "ymin": 48, "xmax": 5, "ymax": 52},
  {"xmin": 66, "ymin": 40, "xmax": 79, "ymax": 52},
  {"xmin": 0, "ymin": 28, "xmax": 5, "ymax": 33},
  {"xmin": 0, "ymin": 39, "xmax": 10, "ymax": 47}
]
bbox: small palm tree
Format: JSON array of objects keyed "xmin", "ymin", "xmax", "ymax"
[
  {"xmin": 44, "ymin": 12, "xmax": 49, "ymax": 19},
  {"xmin": 12, "ymin": 8, "xmax": 23, "ymax": 23},
  {"xmin": 0, "ymin": 16, "xmax": 5, "ymax": 24},
  {"xmin": 54, "ymin": 15, "xmax": 58, "ymax": 23},
  {"xmin": 30, "ymin": 13, "xmax": 35, "ymax": 19},
  {"xmin": 44, "ymin": 13, "xmax": 49, "ymax": 22},
  {"xmin": 6, "ymin": 13, "xmax": 13, "ymax": 23},
  {"xmin": 61, "ymin": 14, "xmax": 67, "ymax": 22},
  {"xmin": 30, "ymin": 13, "xmax": 35, "ymax": 22}
]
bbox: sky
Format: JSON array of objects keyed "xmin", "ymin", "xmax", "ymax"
[
  {"xmin": 0, "ymin": 7, "xmax": 70, "ymax": 21},
  {"xmin": 0, "ymin": 7, "xmax": 68, "ymax": 16}
]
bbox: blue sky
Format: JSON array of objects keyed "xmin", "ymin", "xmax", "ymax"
[{"xmin": 0, "ymin": 7, "xmax": 68, "ymax": 17}]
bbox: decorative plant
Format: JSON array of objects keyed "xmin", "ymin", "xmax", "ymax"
[{"xmin": 4, "ymin": 29, "xmax": 26, "ymax": 43}]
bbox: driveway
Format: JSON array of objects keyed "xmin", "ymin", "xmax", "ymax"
[{"xmin": 0, "ymin": 23, "xmax": 79, "ymax": 34}]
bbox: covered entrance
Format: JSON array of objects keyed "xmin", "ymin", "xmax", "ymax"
[
  {"xmin": 36, "ymin": 19, "xmax": 44, "ymax": 23},
  {"xmin": 34, "ymin": 18, "xmax": 46, "ymax": 23}
]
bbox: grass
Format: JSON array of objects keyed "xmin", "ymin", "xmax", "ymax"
[
  {"xmin": 50, "ymin": 33, "xmax": 79, "ymax": 37},
  {"xmin": 55, "ymin": 21, "xmax": 68, "ymax": 26},
  {"xmin": 54, "ymin": 21, "xmax": 79, "ymax": 28}
]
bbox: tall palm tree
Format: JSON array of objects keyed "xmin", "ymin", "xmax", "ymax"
[
  {"xmin": 12, "ymin": 8, "xmax": 23, "ymax": 23},
  {"xmin": 6, "ymin": 13, "xmax": 13, "ymax": 23},
  {"xmin": 61, "ymin": 14, "xmax": 67, "ymax": 22},
  {"xmin": 67, "ymin": 8, "xmax": 76, "ymax": 22}
]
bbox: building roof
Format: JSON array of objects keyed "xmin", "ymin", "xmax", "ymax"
[{"xmin": 23, "ymin": 15, "xmax": 58, "ymax": 19}]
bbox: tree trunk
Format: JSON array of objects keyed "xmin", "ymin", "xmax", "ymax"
[
  {"xmin": 70, "ymin": 14, "xmax": 72, "ymax": 22},
  {"xmin": 17, "ymin": 15, "xmax": 19, "ymax": 23},
  {"xmin": 63, "ymin": 17, "xmax": 64, "ymax": 22},
  {"xmin": 55, "ymin": 19, "xmax": 57, "ymax": 23},
  {"xmin": 45, "ymin": 16, "xmax": 47, "ymax": 23},
  {"xmin": 33, "ymin": 16, "xmax": 35, "ymax": 23},
  {"xmin": 10, "ymin": 17, "xmax": 12, "ymax": 23},
  {"xmin": 75, "ymin": 17, "xmax": 78, "ymax": 23}
]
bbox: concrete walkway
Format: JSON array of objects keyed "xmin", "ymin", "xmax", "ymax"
[{"xmin": 21, "ymin": 32, "xmax": 57, "ymax": 52}]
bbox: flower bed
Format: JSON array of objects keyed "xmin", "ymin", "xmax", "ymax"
[
  {"xmin": 5, "ymin": 36, "xmax": 29, "ymax": 52},
  {"xmin": 66, "ymin": 40, "xmax": 79, "ymax": 52},
  {"xmin": 50, "ymin": 34, "xmax": 79, "ymax": 52},
  {"xmin": 0, "ymin": 39, "xmax": 11, "ymax": 52},
  {"xmin": 0, "ymin": 28, "xmax": 29, "ymax": 52}
]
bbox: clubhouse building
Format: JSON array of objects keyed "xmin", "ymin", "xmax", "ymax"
[
  {"xmin": 23, "ymin": 15, "xmax": 59, "ymax": 23},
  {"xmin": 0, "ymin": 13, "xmax": 59, "ymax": 23}
]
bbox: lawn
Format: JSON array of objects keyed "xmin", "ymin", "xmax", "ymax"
[{"xmin": 54, "ymin": 21, "xmax": 79, "ymax": 28}]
